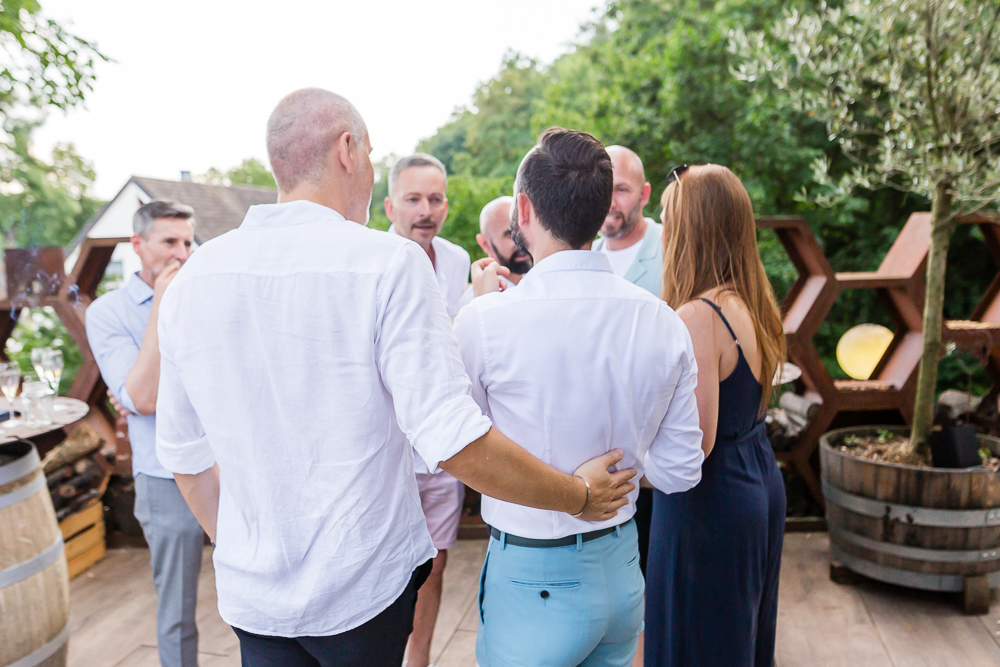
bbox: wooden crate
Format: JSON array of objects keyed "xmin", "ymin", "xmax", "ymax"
[{"xmin": 59, "ymin": 499, "xmax": 106, "ymax": 579}]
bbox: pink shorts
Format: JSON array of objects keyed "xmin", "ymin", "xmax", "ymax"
[{"xmin": 416, "ymin": 471, "xmax": 465, "ymax": 550}]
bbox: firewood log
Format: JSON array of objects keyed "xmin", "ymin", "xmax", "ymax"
[
  {"xmin": 41, "ymin": 422, "xmax": 104, "ymax": 473},
  {"xmin": 46, "ymin": 465, "xmax": 74, "ymax": 488},
  {"xmin": 56, "ymin": 488, "xmax": 102, "ymax": 521}
]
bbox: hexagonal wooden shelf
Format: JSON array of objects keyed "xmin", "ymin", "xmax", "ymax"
[{"xmin": 758, "ymin": 213, "xmax": 1000, "ymax": 508}]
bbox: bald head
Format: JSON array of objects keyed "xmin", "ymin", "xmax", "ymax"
[
  {"xmin": 601, "ymin": 145, "xmax": 651, "ymax": 245},
  {"xmin": 267, "ymin": 88, "xmax": 367, "ymax": 192},
  {"xmin": 476, "ymin": 195, "xmax": 532, "ymax": 279},
  {"xmin": 606, "ymin": 145, "xmax": 646, "ymax": 187},
  {"xmin": 479, "ymin": 196, "xmax": 514, "ymax": 235}
]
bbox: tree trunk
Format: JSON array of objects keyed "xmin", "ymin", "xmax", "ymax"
[{"xmin": 910, "ymin": 180, "xmax": 954, "ymax": 457}]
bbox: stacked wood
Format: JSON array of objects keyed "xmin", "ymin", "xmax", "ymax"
[
  {"xmin": 37, "ymin": 422, "xmax": 112, "ymax": 579},
  {"xmin": 40, "ymin": 422, "xmax": 105, "ymax": 473}
]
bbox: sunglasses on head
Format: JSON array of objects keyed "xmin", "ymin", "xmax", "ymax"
[{"xmin": 666, "ymin": 164, "xmax": 689, "ymax": 186}]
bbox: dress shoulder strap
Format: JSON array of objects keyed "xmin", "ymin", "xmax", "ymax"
[{"xmin": 696, "ymin": 297, "xmax": 739, "ymax": 343}]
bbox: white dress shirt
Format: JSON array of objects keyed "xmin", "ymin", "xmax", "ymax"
[
  {"xmin": 387, "ymin": 226, "xmax": 471, "ymax": 316},
  {"xmin": 155, "ymin": 200, "xmax": 491, "ymax": 637},
  {"xmin": 453, "ymin": 250, "xmax": 704, "ymax": 540}
]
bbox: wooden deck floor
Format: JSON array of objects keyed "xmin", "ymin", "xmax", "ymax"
[{"xmin": 66, "ymin": 534, "xmax": 1000, "ymax": 666}]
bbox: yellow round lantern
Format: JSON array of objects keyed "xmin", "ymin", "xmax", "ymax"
[{"xmin": 836, "ymin": 324, "xmax": 895, "ymax": 380}]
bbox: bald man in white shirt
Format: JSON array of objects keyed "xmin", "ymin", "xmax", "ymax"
[{"xmin": 156, "ymin": 89, "xmax": 635, "ymax": 667}]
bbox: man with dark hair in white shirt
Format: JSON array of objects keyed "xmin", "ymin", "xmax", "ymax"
[
  {"xmin": 154, "ymin": 89, "xmax": 636, "ymax": 667},
  {"xmin": 457, "ymin": 128, "xmax": 703, "ymax": 667}
]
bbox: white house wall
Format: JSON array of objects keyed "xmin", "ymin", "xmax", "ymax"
[{"xmin": 66, "ymin": 181, "xmax": 150, "ymax": 282}]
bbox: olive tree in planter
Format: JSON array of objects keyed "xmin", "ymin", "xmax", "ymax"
[
  {"xmin": 733, "ymin": 0, "xmax": 1000, "ymax": 455},
  {"xmin": 733, "ymin": 0, "xmax": 1000, "ymax": 612}
]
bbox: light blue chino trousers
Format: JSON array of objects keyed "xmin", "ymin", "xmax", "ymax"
[{"xmin": 476, "ymin": 519, "xmax": 644, "ymax": 667}]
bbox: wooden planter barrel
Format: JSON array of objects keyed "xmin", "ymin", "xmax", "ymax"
[
  {"xmin": 820, "ymin": 426, "xmax": 1000, "ymax": 614},
  {"xmin": 0, "ymin": 441, "xmax": 70, "ymax": 667}
]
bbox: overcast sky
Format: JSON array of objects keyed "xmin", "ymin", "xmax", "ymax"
[{"xmin": 35, "ymin": 0, "xmax": 603, "ymax": 199}]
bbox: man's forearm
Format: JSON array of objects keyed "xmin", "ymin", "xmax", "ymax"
[
  {"xmin": 125, "ymin": 297, "xmax": 163, "ymax": 415},
  {"xmin": 441, "ymin": 427, "xmax": 587, "ymax": 515},
  {"xmin": 174, "ymin": 463, "xmax": 220, "ymax": 542}
]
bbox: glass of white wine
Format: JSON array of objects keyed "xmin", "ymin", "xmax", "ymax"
[
  {"xmin": 30, "ymin": 347, "xmax": 52, "ymax": 387},
  {"xmin": 42, "ymin": 349, "xmax": 65, "ymax": 411},
  {"xmin": 0, "ymin": 362, "xmax": 22, "ymax": 428}
]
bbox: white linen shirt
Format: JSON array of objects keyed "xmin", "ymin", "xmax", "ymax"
[
  {"xmin": 387, "ymin": 226, "xmax": 471, "ymax": 316},
  {"xmin": 453, "ymin": 250, "xmax": 704, "ymax": 540},
  {"xmin": 154, "ymin": 200, "xmax": 492, "ymax": 637}
]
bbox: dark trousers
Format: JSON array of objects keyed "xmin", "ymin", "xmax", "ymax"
[
  {"xmin": 233, "ymin": 560, "xmax": 432, "ymax": 667},
  {"xmin": 635, "ymin": 487, "xmax": 653, "ymax": 576}
]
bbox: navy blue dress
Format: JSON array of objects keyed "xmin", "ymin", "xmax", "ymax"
[{"xmin": 645, "ymin": 299, "xmax": 786, "ymax": 667}]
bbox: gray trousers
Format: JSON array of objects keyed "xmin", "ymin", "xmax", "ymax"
[{"xmin": 134, "ymin": 473, "xmax": 205, "ymax": 667}]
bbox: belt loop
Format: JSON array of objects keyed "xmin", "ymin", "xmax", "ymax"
[
  {"xmin": 500, "ymin": 531, "xmax": 507, "ymax": 550},
  {"xmin": 576, "ymin": 532, "xmax": 584, "ymax": 551},
  {"xmin": 615, "ymin": 523, "xmax": 622, "ymax": 538}
]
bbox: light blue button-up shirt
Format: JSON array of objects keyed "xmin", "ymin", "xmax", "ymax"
[{"xmin": 85, "ymin": 273, "xmax": 169, "ymax": 478}]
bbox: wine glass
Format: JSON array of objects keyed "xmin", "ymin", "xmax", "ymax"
[
  {"xmin": 30, "ymin": 347, "xmax": 51, "ymax": 387},
  {"xmin": 0, "ymin": 362, "xmax": 22, "ymax": 428},
  {"xmin": 42, "ymin": 349, "xmax": 65, "ymax": 411}
]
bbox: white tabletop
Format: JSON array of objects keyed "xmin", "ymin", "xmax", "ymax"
[{"xmin": 0, "ymin": 396, "xmax": 90, "ymax": 443}]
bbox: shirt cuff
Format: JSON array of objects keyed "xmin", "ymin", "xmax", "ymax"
[
  {"xmin": 411, "ymin": 394, "xmax": 492, "ymax": 473},
  {"xmin": 156, "ymin": 434, "xmax": 216, "ymax": 475},
  {"xmin": 118, "ymin": 385, "xmax": 139, "ymax": 415}
]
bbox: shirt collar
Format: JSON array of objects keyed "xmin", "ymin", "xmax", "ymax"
[
  {"xmin": 522, "ymin": 249, "xmax": 613, "ymax": 282},
  {"xmin": 126, "ymin": 272, "xmax": 154, "ymax": 304},
  {"xmin": 239, "ymin": 200, "xmax": 347, "ymax": 231}
]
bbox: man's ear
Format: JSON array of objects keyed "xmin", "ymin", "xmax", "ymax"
[
  {"xmin": 384, "ymin": 196, "xmax": 396, "ymax": 223},
  {"xmin": 476, "ymin": 233, "xmax": 489, "ymax": 256},
  {"xmin": 641, "ymin": 182, "xmax": 652, "ymax": 209},
  {"xmin": 130, "ymin": 233, "xmax": 144, "ymax": 255},
  {"xmin": 335, "ymin": 132, "xmax": 355, "ymax": 175},
  {"xmin": 516, "ymin": 192, "xmax": 533, "ymax": 229}
]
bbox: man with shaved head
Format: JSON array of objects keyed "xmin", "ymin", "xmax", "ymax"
[
  {"xmin": 476, "ymin": 196, "xmax": 532, "ymax": 287},
  {"xmin": 592, "ymin": 146, "xmax": 663, "ymax": 665},
  {"xmin": 593, "ymin": 146, "xmax": 661, "ymax": 294},
  {"xmin": 153, "ymin": 88, "xmax": 635, "ymax": 667}
]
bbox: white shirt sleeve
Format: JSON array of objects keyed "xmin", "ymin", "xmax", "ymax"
[
  {"xmin": 155, "ymin": 284, "xmax": 216, "ymax": 475},
  {"xmin": 453, "ymin": 305, "xmax": 490, "ymax": 417},
  {"xmin": 644, "ymin": 323, "xmax": 704, "ymax": 493},
  {"xmin": 376, "ymin": 242, "xmax": 492, "ymax": 472}
]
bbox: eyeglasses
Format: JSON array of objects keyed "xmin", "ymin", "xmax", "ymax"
[{"xmin": 665, "ymin": 164, "xmax": 689, "ymax": 186}]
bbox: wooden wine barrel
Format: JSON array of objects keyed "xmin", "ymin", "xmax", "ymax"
[
  {"xmin": 820, "ymin": 426, "xmax": 1000, "ymax": 614},
  {"xmin": 0, "ymin": 441, "xmax": 70, "ymax": 667}
]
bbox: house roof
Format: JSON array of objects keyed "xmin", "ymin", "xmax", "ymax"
[{"xmin": 69, "ymin": 176, "xmax": 277, "ymax": 250}]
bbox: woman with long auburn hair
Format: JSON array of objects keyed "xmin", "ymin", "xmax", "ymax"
[{"xmin": 644, "ymin": 164, "xmax": 787, "ymax": 667}]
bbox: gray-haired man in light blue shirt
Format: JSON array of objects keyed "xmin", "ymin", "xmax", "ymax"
[{"xmin": 85, "ymin": 200, "xmax": 202, "ymax": 667}]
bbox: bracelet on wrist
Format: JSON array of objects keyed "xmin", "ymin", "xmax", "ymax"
[{"xmin": 571, "ymin": 475, "xmax": 591, "ymax": 517}]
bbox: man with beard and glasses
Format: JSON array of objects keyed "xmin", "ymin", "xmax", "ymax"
[
  {"xmin": 384, "ymin": 153, "xmax": 470, "ymax": 667},
  {"xmin": 466, "ymin": 197, "xmax": 532, "ymax": 297},
  {"xmin": 458, "ymin": 128, "xmax": 703, "ymax": 667}
]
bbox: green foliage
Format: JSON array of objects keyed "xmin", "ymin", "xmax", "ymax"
[
  {"xmin": 418, "ymin": 53, "xmax": 548, "ymax": 178},
  {"xmin": 5, "ymin": 307, "xmax": 81, "ymax": 394},
  {"xmin": 198, "ymin": 158, "xmax": 276, "ymax": 188},
  {"xmin": 0, "ymin": 0, "xmax": 106, "ymax": 115},
  {"xmin": 0, "ymin": 120, "xmax": 101, "ymax": 248}
]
